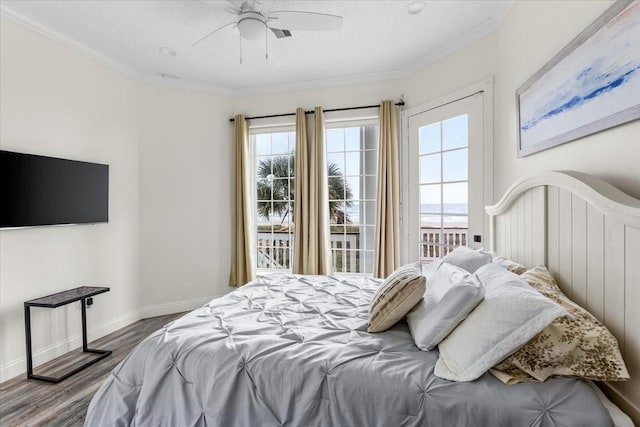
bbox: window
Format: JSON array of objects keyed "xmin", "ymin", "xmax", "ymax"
[
  {"xmin": 326, "ymin": 123, "xmax": 378, "ymax": 275},
  {"xmin": 418, "ymin": 115, "xmax": 469, "ymax": 259},
  {"xmin": 406, "ymin": 92, "xmax": 485, "ymax": 263},
  {"xmin": 251, "ymin": 120, "xmax": 379, "ymax": 276},
  {"xmin": 253, "ymin": 129, "xmax": 296, "ymax": 271}
]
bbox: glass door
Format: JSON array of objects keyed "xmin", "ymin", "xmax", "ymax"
[{"xmin": 407, "ymin": 93, "xmax": 484, "ymax": 262}]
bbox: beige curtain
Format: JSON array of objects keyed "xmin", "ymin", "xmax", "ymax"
[
  {"xmin": 229, "ymin": 114, "xmax": 256, "ymax": 287},
  {"xmin": 293, "ymin": 107, "xmax": 332, "ymax": 275},
  {"xmin": 373, "ymin": 101, "xmax": 400, "ymax": 278}
]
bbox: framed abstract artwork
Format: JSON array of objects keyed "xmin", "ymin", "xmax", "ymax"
[{"xmin": 516, "ymin": 0, "xmax": 640, "ymax": 157}]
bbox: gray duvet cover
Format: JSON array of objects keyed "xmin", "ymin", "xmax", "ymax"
[{"xmin": 85, "ymin": 274, "xmax": 612, "ymax": 426}]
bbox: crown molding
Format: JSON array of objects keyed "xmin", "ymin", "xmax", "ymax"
[
  {"xmin": 230, "ymin": 67, "xmax": 405, "ymax": 97},
  {"xmin": 0, "ymin": 4, "xmax": 235, "ymax": 97},
  {"xmin": 0, "ymin": 4, "xmax": 142, "ymax": 79},
  {"xmin": 138, "ymin": 73, "xmax": 235, "ymax": 98},
  {"xmin": 398, "ymin": 17, "xmax": 499, "ymax": 79}
]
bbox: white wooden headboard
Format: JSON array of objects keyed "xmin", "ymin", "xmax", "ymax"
[{"xmin": 486, "ymin": 170, "xmax": 640, "ymax": 425}]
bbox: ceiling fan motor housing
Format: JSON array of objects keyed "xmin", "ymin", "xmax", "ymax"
[{"xmin": 238, "ymin": 11, "xmax": 267, "ymax": 40}]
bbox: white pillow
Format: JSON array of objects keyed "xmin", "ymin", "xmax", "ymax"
[
  {"xmin": 421, "ymin": 259, "xmax": 443, "ymax": 280},
  {"xmin": 481, "ymin": 249, "xmax": 528, "ymax": 275},
  {"xmin": 407, "ymin": 262, "xmax": 484, "ymax": 351},
  {"xmin": 441, "ymin": 246, "xmax": 491, "ymax": 273},
  {"xmin": 434, "ymin": 263, "xmax": 567, "ymax": 382}
]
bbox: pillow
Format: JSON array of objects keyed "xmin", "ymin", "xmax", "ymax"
[
  {"xmin": 421, "ymin": 259, "xmax": 443, "ymax": 280},
  {"xmin": 368, "ymin": 263, "xmax": 426, "ymax": 333},
  {"xmin": 434, "ymin": 263, "xmax": 567, "ymax": 382},
  {"xmin": 490, "ymin": 265, "xmax": 629, "ymax": 384},
  {"xmin": 407, "ymin": 262, "xmax": 484, "ymax": 351},
  {"xmin": 441, "ymin": 246, "xmax": 491, "ymax": 274},
  {"xmin": 483, "ymin": 250, "xmax": 527, "ymax": 275}
]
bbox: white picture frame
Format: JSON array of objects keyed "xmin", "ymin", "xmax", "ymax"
[{"xmin": 516, "ymin": 0, "xmax": 640, "ymax": 157}]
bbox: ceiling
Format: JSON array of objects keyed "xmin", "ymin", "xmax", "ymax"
[{"xmin": 0, "ymin": 0, "xmax": 512, "ymax": 96}]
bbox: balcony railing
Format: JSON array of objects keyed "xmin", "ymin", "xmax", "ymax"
[
  {"xmin": 420, "ymin": 227, "xmax": 468, "ymax": 261},
  {"xmin": 257, "ymin": 232, "xmax": 359, "ymax": 272},
  {"xmin": 256, "ymin": 234, "xmax": 291, "ymax": 270},
  {"xmin": 257, "ymin": 226, "xmax": 468, "ymax": 272}
]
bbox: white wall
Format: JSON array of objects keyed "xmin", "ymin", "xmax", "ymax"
[
  {"xmin": 138, "ymin": 83, "xmax": 234, "ymax": 307},
  {"xmin": 494, "ymin": 0, "xmax": 640, "ymax": 199},
  {"xmin": 0, "ymin": 15, "xmax": 234, "ymax": 381},
  {"xmin": 0, "ymin": 16, "xmax": 140, "ymax": 379}
]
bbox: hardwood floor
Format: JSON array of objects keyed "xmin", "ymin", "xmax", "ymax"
[{"xmin": 0, "ymin": 312, "xmax": 186, "ymax": 427}]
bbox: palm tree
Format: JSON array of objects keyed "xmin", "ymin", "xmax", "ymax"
[
  {"xmin": 256, "ymin": 155, "xmax": 293, "ymax": 222},
  {"xmin": 257, "ymin": 154, "xmax": 353, "ymax": 224},
  {"xmin": 327, "ymin": 163, "xmax": 352, "ymax": 224}
]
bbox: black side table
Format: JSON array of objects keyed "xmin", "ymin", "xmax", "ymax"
[{"xmin": 24, "ymin": 286, "xmax": 112, "ymax": 383}]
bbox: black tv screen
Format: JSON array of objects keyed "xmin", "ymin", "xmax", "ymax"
[{"xmin": 0, "ymin": 150, "xmax": 109, "ymax": 228}]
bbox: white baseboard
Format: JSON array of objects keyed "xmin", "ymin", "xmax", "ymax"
[
  {"xmin": 139, "ymin": 296, "xmax": 212, "ymax": 319},
  {"xmin": 0, "ymin": 295, "xmax": 219, "ymax": 383}
]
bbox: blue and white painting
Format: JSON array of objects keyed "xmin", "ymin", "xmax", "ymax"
[{"xmin": 518, "ymin": 0, "xmax": 640, "ymax": 155}]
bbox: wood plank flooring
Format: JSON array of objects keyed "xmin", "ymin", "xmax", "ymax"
[{"xmin": 0, "ymin": 312, "xmax": 186, "ymax": 427}]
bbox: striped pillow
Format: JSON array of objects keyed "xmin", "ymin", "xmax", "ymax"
[{"xmin": 368, "ymin": 263, "xmax": 426, "ymax": 333}]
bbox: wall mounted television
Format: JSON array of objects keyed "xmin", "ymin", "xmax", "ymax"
[{"xmin": 0, "ymin": 150, "xmax": 109, "ymax": 229}]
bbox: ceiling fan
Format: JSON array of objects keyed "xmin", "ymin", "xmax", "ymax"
[{"xmin": 194, "ymin": 0, "xmax": 343, "ymax": 61}]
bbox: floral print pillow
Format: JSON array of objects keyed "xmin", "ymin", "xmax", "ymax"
[{"xmin": 490, "ymin": 265, "xmax": 629, "ymax": 384}]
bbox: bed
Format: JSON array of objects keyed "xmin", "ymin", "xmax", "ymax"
[{"xmin": 85, "ymin": 171, "xmax": 639, "ymax": 426}]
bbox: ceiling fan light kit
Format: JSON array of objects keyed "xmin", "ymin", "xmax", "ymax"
[{"xmin": 238, "ymin": 11, "xmax": 267, "ymax": 40}]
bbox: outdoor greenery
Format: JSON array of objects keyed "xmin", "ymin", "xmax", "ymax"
[{"xmin": 257, "ymin": 154, "xmax": 353, "ymax": 224}]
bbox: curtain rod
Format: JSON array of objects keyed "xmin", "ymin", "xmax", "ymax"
[{"xmin": 229, "ymin": 101, "xmax": 405, "ymax": 123}]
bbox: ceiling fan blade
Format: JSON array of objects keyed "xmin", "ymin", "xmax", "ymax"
[
  {"xmin": 224, "ymin": 6, "xmax": 241, "ymax": 15},
  {"xmin": 225, "ymin": 0, "xmax": 260, "ymax": 11},
  {"xmin": 270, "ymin": 27, "xmax": 292, "ymax": 39},
  {"xmin": 224, "ymin": 0, "xmax": 244, "ymax": 10},
  {"xmin": 268, "ymin": 11, "xmax": 343, "ymax": 31},
  {"xmin": 192, "ymin": 22, "xmax": 237, "ymax": 47},
  {"xmin": 200, "ymin": 0, "xmax": 240, "ymax": 14}
]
